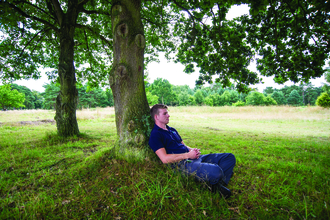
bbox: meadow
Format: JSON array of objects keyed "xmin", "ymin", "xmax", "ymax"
[{"xmin": 0, "ymin": 106, "xmax": 329, "ymax": 219}]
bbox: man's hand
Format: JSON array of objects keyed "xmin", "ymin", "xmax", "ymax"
[
  {"xmin": 188, "ymin": 148, "xmax": 201, "ymax": 159},
  {"xmin": 184, "ymin": 143, "xmax": 201, "ymax": 157}
]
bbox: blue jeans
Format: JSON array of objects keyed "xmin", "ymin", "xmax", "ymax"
[{"xmin": 177, "ymin": 153, "xmax": 236, "ymax": 186}]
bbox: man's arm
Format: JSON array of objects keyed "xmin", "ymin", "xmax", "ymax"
[
  {"xmin": 182, "ymin": 141, "xmax": 192, "ymax": 151},
  {"xmin": 181, "ymin": 141, "xmax": 201, "ymax": 154},
  {"xmin": 155, "ymin": 147, "xmax": 200, "ymax": 164}
]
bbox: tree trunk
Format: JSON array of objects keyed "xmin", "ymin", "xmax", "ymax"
[
  {"xmin": 55, "ymin": 7, "xmax": 80, "ymax": 137},
  {"xmin": 110, "ymin": 0, "xmax": 154, "ymax": 155}
]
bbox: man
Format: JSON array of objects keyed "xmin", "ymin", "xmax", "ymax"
[{"xmin": 148, "ymin": 104, "xmax": 236, "ymax": 198}]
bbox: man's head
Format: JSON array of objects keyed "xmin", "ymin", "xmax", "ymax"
[{"xmin": 150, "ymin": 104, "xmax": 169, "ymax": 123}]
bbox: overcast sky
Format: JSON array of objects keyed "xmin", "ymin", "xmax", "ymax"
[{"xmin": 13, "ymin": 4, "xmax": 328, "ymax": 93}]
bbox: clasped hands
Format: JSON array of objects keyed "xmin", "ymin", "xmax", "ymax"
[{"xmin": 188, "ymin": 147, "xmax": 201, "ymax": 160}]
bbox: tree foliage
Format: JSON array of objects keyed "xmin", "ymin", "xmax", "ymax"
[
  {"xmin": 315, "ymin": 92, "xmax": 330, "ymax": 108},
  {"xmin": 264, "ymin": 95, "xmax": 277, "ymax": 106},
  {"xmin": 0, "ymin": 0, "xmax": 114, "ymax": 136},
  {"xmin": 10, "ymin": 84, "xmax": 42, "ymax": 109},
  {"xmin": 173, "ymin": 1, "xmax": 330, "ymax": 92},
  {"xmin": 42, "ymin": 83, "xmax": 112, "ymax": 109},
  {"xmin": 287, "ymin": 89, "xmax": 302, "ymax": 106},
  {"xmin": 1, "ymin": 0, "xmax": 329, "ymax": 91},
  {"xmin": 194, "ymin": 89, "xmax": 205, "ymax": 105},
  {"xmin": 232, "ymin": 100, "xmax": 245, "ymax": 106},
  {"xmin": 302, "ymin": 83, "xmax": 323, "ymax": 105},
  {"xmin": 42, "ymin": 83, "xmax": 60, "ymax": 110},
  {"xmin": 246, "ymin": 91, "xmax": 266, "ymax": 106},
  {"xmin": 0, "ymin": 0, "xmax": 112, "ymax": 84},
  {"xmin": 263, "ymin": 87, "xmax": 274, "ymax": 95},
  {"xmin": 323, "ymin": 62, "xmax": 330, "ymax": 95},
  {"xmin": 0, "ymin": 84, "xmax": 25, "ymax": 110},
  {"xmin": 1, "ymin": 80, "xmax": 327, "ymax": 109},
  {"xmin": 149, "ymin": 78, "xmax": 178, "ymax": 105},
  {"xmin": 77, "ymin": 84, "xmax": 110, "ymax": 109},
  {"xmin": 146, "ymin": 91, "xmax": 159, "ymax": 106},
  {"xmin": 271, "ymin": 91, "xmax": 286, "ymax": 105},
  {"xmin": 245, "ymin": 91, "xmax": 277, "ymax": 106}
]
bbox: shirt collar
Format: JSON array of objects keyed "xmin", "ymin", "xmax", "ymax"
[{"xmin": 154, "ymin": 124, "xmax": 170, "ymax": 131}]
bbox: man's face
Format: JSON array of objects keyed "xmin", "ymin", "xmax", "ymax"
[{"xmin": 155, "ymin": 108, "xmax": 170, "ymax": 125}]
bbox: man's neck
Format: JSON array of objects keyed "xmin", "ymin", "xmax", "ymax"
[{"xmin": 155, "ymin": 122, "xmax": 167, "ymax": 130}]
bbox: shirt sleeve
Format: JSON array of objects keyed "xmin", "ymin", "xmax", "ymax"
[{"xmin": 148, "ymin": 130, "xmax": 165, "ymax": 152}]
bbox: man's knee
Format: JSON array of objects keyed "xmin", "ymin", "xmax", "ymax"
[
  {"xmin": 206, "ymin": 165, "xmax": 224, "ymax": 185},
  {"xmin": 228, "ymin": 153, "xmax": 236, "ymax": 165}
]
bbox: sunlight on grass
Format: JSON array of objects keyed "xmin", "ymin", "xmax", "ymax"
[{"xmin": 170, "ymin": 106, "xmax": 330, "ymax": 138}]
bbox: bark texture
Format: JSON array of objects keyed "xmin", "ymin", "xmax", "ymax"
[
  {"xmin": 110, "ymin": 0, "xmax": 153, "ymax": 151},
  {"xmin": 55, "ymin": 2, "xmax": 80, "ymax": 137}
]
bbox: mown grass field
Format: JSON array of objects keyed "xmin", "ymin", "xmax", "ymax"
[{"xmin": 0, "ymin": 106, "xmax": 329, "ymax": 219}]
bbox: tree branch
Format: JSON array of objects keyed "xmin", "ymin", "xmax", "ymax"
[
  {"xmin": 171, "ymin": 0, "xmax": 210, "ymax": 31},
  {"xmin": 18, "ymin": 28, "xmax": 51, "ymax": 58},
  {"xmin": 3, "ymin": 1, "xmax": 59, "ymax": 34},
  {"xmin": 50, "ymin": 0, "xmax": 63, "ymax": 25},
  {"xmin": 141, "ymin": 16, "xmax": 169, "ymax": 26},
  {"xmin": 12, "ymin": 0, "xmax": 57, "ymax": 21},
  {"xmin": 80, "ymin": 8, "xmax": 111, "ymax": 16},
  {"xmin": 30, "ymin": 29, "xmax": 50, "ymax": 55},
  {"xmin": 75, "ymin": 24, "xmax": 112, "ymax": 48},
  {"xmin": 78, "ymin": 0, "xmax": 90, "ymax": 7},
  {"xmin": 45, "ymin": 0, "xmax": 58, "ymax": 22},
  {"xmin": 83, "ymin": 30, "xmax": 95, "ymax": 75},
  {"xmin": 296, "ymin": 1, "xmax": 318, "ymax": 46}
]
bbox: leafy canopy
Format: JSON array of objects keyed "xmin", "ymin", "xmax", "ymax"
[
  {"xmin": 0, "ymin": 0, "xmax": 113, "ymax": 86},
  {"xmin": 1, "ymin": 0, "xmax": 329, "ymax": 92}
]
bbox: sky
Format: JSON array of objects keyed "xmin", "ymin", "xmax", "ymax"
[{"xmin": 12, "ymin": 4, "xmax": 328, "ymax": 93}]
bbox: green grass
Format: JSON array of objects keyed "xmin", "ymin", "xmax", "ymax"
[{"xmin": 1, "ymin": 106, "xmax": 330, "ymax": 219}]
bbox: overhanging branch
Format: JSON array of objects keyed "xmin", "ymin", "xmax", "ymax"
[
  {"xmin": 18, "ymin": 28, "xmax": 51, "ymax": 58},
  {"xmin": 3, "ymin": 1, "xmax": 60, "ymax": 34},
  {"xmin": 80, "ymin": 8, "xmax": 111, "ymax": 16},
  {"xmin": 50, "ymin": 0, "xmax": 63, "ymax": 25},
  {"xmin": 171, "ymin": 0, "xmax": 210, "ymax": 31},
  {"xmin": 78, "ymin": 0, "xmax": 90, "ymax": 7},
  {"xmin": 75, "ymin": 24, "xmax": 112, "ymax": 48},
  {"xmin": 20, "ymin": 0, "xmax": 56, "ymax": 21}
]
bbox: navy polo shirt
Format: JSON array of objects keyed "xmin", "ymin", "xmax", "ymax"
[{"xmin": 148, "ymin": 124, "xmax": 189, "ymax": 154}]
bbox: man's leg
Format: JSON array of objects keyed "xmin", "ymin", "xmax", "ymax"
[
  {"xmin": 182, "ymin": 156, "xmax": 233, "ymax": 198},
  {"xmin": 199, "ymin": 153, "xmax": 236, "ymax": 185},
  {"xmin": 183, "ymin": 158, "xmax": 224, "ymax": 185}
]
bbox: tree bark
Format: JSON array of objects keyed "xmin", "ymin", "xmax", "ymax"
[
  {"xmin": 110, "ymin": 0, "xmax": 153, "ymax": 153},
  {"xmin": 54, "ymin": 3, "xmax": 80, "ymax": 137}
]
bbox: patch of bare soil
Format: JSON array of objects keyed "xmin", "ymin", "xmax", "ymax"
[{"xmin": 18, "ymin": 119, "xmax": 56, "ymax": 125}]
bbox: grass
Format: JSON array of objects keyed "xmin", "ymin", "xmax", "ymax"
[{"xmin": 0, "ymin": 106, "xmax": 329, "ymax": 219}]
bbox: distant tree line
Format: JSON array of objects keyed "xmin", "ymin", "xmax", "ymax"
[
  {"xmin": 1, "ymin": 83, "xmax": 114, "ymax": 110},
  {"xmin": 42, "ymin": 83, "xmax": 114, "ymax": 110},
  {"xmin": 1, "ymin": 73, "xmax": 329, "ymax": 110},
  {"xmin": 146, "ymin": 78, "xmax": 328, "ymax": 107}
]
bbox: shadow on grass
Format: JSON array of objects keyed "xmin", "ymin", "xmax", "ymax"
[{"xmin": 1, "ymin": 145, "xmax": 237, "ymax": 219}]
